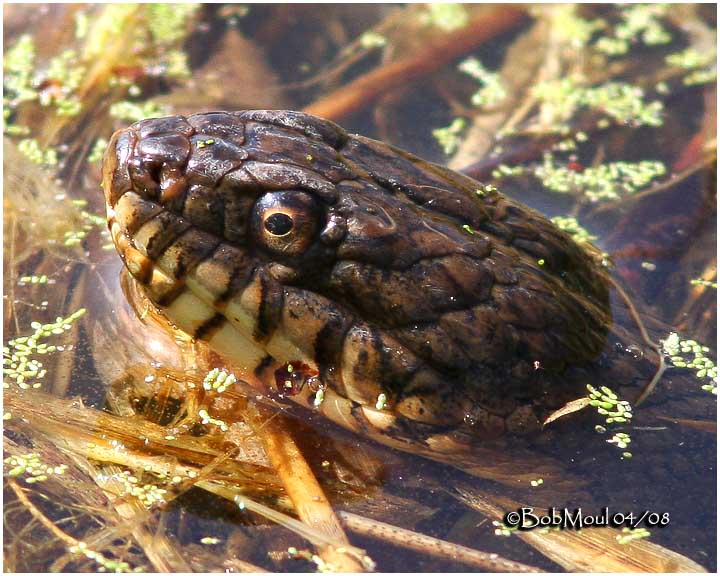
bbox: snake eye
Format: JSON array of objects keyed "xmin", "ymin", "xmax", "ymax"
[
  {"xmin": 252, "ymin": 191, "xmax": 319, "ymax": 256},
  {"xmin": 264, "ymin": 212, "xmax": 294, "ymax": 236}
]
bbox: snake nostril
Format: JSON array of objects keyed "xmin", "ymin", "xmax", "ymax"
[
  {"xmin": 130, "ymin": 133, "xmax": 192, "ymax": 202},
  {"xmin": 128, "ymin": 156, "xmax": 162, "ymax": 200}
]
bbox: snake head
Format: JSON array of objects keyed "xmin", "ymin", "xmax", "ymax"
[{"xmin": 103, "ymin": 110, "xmax": 612, "ymax": 448}]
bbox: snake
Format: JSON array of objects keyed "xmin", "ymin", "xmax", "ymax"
[{"xmin": 102, "ymin": 110, "xmax": 660, "ymax": 482}]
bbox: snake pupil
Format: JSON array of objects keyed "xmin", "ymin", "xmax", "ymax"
[{"xmin": 264, "ymin": 212, "xmax": 294, "ymax": 236}]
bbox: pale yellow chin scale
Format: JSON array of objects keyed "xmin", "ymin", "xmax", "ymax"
[{"xmin": 162, "ymin": 289, "xmax": 267, "ymax": 375}]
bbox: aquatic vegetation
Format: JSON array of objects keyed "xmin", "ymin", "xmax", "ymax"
[
  {"xmin": 287, "ymin": 547, "xmax": 336, "ymax": 573},
  {"xmin": 68, "ymin": 542, "xmax": 138, "ymax": 573},
  {"xmin": 587, "ymin": 385, "xmax": 633, "ymax": 425},
  {"xmin": 616, "ymin": 527, "xmax": 652, "ymax": 545},
  {"xmin": 359, "ymin": 31, "xmax": 387, "ymax": 49},
  {"xmin": 432, "ymin": 117, "xmax": 466, "ymax": 155},
  {"xmin": 202, "ymin": 368, "xmax": 238, "ymax": 394},
  {"xmin": 666, "ymin": 48, "xmax": 717, "ymax": 86},
  {"xmin": 3, "ymin": 34, "xmax": 85, "ymax": 122},
  {"xmin": 492, "ymin": 520, "xmax": 517, "ymax": 537},
  {"xmin": 88, "ymin": 137, "xmax": 109, "ymax": 163},
  {"xmin": 419, "ymin": 3, "xmax": 468, "ymax": 31},
  {"xmin": 375, "ymin": 393, "xmax": 388, "ymax": 410},
  {"xmin": 145, "ymin": 3, "xmax": 200, "ymax": 46},
  {"xmin": 607, "ymin": 432, "xmax": 631, "ymax": 450},
  {"xmin": 3, "ymin": 34, "xmax": 38, "ymax": 107},
  {"xmin": 3, "ymin": 308, "xmax": 86, "ymax": 390},
  {"xmin": 41, "ymin": 49, "xmax": 85, "ymax": 116},
  {"xmin": 18, "ymin": 275, "xmax": 52, "ymax": 286},
  {"xmin": 109, "ymin": 100, "xmax": 169, "ymax": 123},
  {"xmin": 514, "ymin": 153, "xmax": 666, "ymax": 202},
  {"xmin": 546, "ymin": 4, "xmax": 604, "ymax": 49},
  {"xmin": 587, "ymin": 385, "xmax": 634, "ymax": 458},
  {"xmin": 690, "ymin": 278, "xmax": 717, "ymax": 289},
  {"xmin": 661, "ymin": 333, "xmax": 717, "ymax": 395},
  {"xmin": 17, "ymin": 138, "xmax": 58, "ymax": 166},
  {"xmin": 458, "ymin": 57, "xmax": 507, "ymax": 108},
  {"xmin": 81, "ymin": 4, "xmax": 138, "ymax": 58},
  {"xmin": 474, "ymin": 184, "xmax": 497, "ymax": 197},
  {"xmin": 534, "ymin": 155, "xmax": 666, "ymax": 202},
  {"xmin": 107, "ymin": 469, "xmax": 168, "ymax": 508},
  {"xmin": 533, "ymin": 79, "xmax": 664, "ymax": 130},
  {"xmin": 62, "ymin": 200, "xmax": 108, "ymax": 247},
  {"xmin": 198, "ymin": 409, "xmax": 229, "ymax": 432},
  {"xmin": 4, "ymin": 453, "xmax": 68, "ymax": 484},
  {"xmin": 550, "ymin": 216, "xmax": 598, "ymax": 244},
  {"xmin": 594, "ymin": 4, "xmax": 671, "ymax": 56}
]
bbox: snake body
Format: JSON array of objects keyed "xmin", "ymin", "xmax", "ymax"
[{"xmin": 103, "ymin": 110, "xmax": 616, "ymax": 464}]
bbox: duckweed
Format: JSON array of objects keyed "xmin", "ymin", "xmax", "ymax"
[
  {"xmin": 533, "ymin": 79, "xmax": 664, "ymax": 129},
  {"xmin": 88, "ymin": 138, "xmax": 109, "ymax": 163},
  {"xmin": 359, "ymin": 31, "xmax": 387, "ymax": 49},
  {"xmin": 202, "ymin": 368, "xmax": 237, "ymax": 394},
  {"xmin": 419, "ymin": 3, "xmax": 468, "ymax": 31},
  {"xmin": 3, "ymin": 34, "xmax": 37, "ymax": 106},
  {"xmin": 551, "ymin": 216, "xmax": 598, "ymax": 243},
  {"xmin": 198, "ymin": 409, "xmax": 229, "ymax": 432},
  {"xmin": 458, "ymin": 57, "xmax": 506, "ymax": 108},
  {"xmin": 4, "ymin": 453, "xmax": 68, "ymax": 483},
  {"xmin": 595, "ymin": 4, "xmax": 671, "ymax": 56},
  {"xmin": 375, "ymin": 393, "xmax": 388, "ymax": 410},
  {"xmin": 63, "ymin": 208, "xmax": 107, "ymax": 247},
  {"xmin": 18, "ymin": 275, "xmax": 51, "ymax": 285},
  {"xmin": 549, "ymin": 5, "xmax": 604, "ymax": 49},
  {"xmin": 534, "ymin": 154, "xmax": 666, "ymax": 202},
  {"xmin": 586, "ymin": 385, "xmax": 635, "ymax": 458},
  {"xmin": 313, "ymin": 388, "xmax": 325, "ymax": 407},
  {"xmin": 146, "ymin": 3, "xmax": 200, "ymax": 46},
  {"xmin": 17, "ymin": 138, "xmax": 58, "ymax": 166},
  {"xmin": 287, "ymin": 547, "xmax": 336, "ymax": 572},
  {"xmin": 110, "ymin": 469, "xmax": 168, "ymax": 508},
  {"xmin": 661, "ymin": 333, "xmax": 717, "ymax": 395},
  {"xmin": 690, "ymin": 278, "xmax": 717, "ymax": 289},
  {"xmin": 432, "ymin": 117, "xmax": 466, "ymax": 155},
  {"xmin": 616, "ymin": 527, "xmax": 651, "ymax": 545},
  {"xmin": 69, "ymin": 541, "xmax": 138, "ymax": 573},
  {"xmin": 587, "ymin": 384, "xmax": 633, "ymax": 424},
  {"xmin": 492, "ymin": 520, "xmax": 517, "ymax": 537},
  {"xmin": 3, "ymin": 308, "xmax": 86, "ymax": 390},
  {"xmin": 109, "ymin": 100, "xmax": 168, "ymax": 123}
]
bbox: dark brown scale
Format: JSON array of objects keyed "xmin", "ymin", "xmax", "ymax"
[{"xmin": 103, "ymin": 110, "xmax": 620, "ymax": 445}]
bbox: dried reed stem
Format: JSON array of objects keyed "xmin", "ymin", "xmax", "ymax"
[{"xmin": 246, "ymin": 402, "xmax": 370, "ymax": 572}]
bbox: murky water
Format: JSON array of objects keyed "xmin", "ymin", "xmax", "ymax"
[{"xmin": 3, "ymin": 4, "xmax": 716, "ymax": 572}]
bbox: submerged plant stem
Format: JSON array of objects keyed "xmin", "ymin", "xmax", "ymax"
[
  {"xmin": 338, "ymin": 510, "xmax": 542, "ymax": 572},
  {"xmin": 303, "ymin": 6, "xmax": 526, "ymax": 120},
  {"xmin": 245, "ymin": 402, "xmax": 369, "ymax": 572}
]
